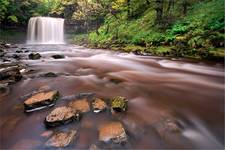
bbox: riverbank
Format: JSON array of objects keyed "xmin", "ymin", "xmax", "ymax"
[{"xmin": 72, "ymin": 34, "xmax": 224, "ymax": 62}]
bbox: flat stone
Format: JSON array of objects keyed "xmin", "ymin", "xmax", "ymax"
[
  {"xmin": 99, "ymin": 122, "xmax": 127, "ymax": 143},
  {"xmin": 69, "ymin": 98, "xmax": 90, "ymax": 113},
  {"xmin": 92, "ymin": 98, "xmax": 107, "ymax": 113},
  {"xmin": 24, "ymin": 90, "xmax": 59, "ymax": 112},
  {"xmin": 52, "ymin": 54, "xmax": 65, "ymax": 59},
  {"xmin": 111, "ymin": 96, "xmax": 128, "ymax": 112},
  {"xmin": 45, "ymin": 106, "xmax": 80, "ymax": 127},
  {"xmin": 45, "ymin": 130, "xmax": 77, "ymax": 148}
]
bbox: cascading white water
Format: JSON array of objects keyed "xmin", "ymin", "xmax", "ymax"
[{"xmin": 27, "ymin": 17, "xmax": 65, "ymax": 44}]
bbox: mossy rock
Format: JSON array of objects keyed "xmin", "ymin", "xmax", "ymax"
[{"xmin": 111, "ymin": 96, "xmax": 128, "ymax": 112}]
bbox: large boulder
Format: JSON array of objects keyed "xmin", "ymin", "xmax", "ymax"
[
  {"xmin": 92, "ymin": 98, "xmax": 107, "ymax": 113},
  {"xmin": 69, "ymin": 98, "xmax": 90, "ymax": 113},
  {"xmin": 99, "ymin": 122, "xmax": 127, "ymax": 144},
  {"xmin": 111, "ymin": 96, "xmax": 128, "ymax": 112},
  {"xmin": 24, "ymin": 90, "xmax": 59, "ymax": 112},
  {"xmin": 45, "ymin": 106, "xmax": 80, "ymax": 127},
  {"xmin": 45, "ymin": 130, "xmax": 77, "ymax": 148}
]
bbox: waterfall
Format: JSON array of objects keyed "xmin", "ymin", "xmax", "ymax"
[{"xmin": 27, "ymin": 17, "xmax": 65, "ymax": 44}]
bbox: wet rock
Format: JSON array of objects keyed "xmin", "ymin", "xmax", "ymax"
[
  {"xmin": 24, "ymin": 90, "xmax": 59, "ymax": 112},
  {"xmin": 45, "ymin": 106, "xmax": 80, "ymax": 127},
  {"xmin": 12, "ymin": 54, "xmax": 20, "ymax": 60},
  {"xmin": 15, "ymin": 50, "xmax": 23, "ymax": 53},
  {"xmin": 45, "ymin": 130, "xmax": 77, "ymax": 148},
  {"xmin": 111, "ymin": 96, "xmax": 128, "ymax": 112},
  {"xmin": 92, "ymin": 98, "xmax": 107, "ymax": 113},
  {"xmin": 28, "ymin": 53, "xmax": 41, "ymax": 60},
  {"xmin": 42, "ymin": 72, "xmax": 58, "ymax": 78},
  {"xmin": 99, "ymin": 122, "xmax": 127, "ymax": 143},
  {"xmin": 0, "ymin": 49, "xmax": 5, "ymax": 57},
  {"xmin": 0, "ymin": 66, "xmax": 22, "ymax": 83},
  {"xmin": 52, "ymin": 54, "xmax": 65, "ymax": 59},
  {"xmin": 69, "ymin": 98, "xmax": 90, "ymax": 113}
]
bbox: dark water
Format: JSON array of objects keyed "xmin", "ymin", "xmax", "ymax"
[{"xmin": 0, "ymin": 44, "xmax": 224, "ymax": 149}]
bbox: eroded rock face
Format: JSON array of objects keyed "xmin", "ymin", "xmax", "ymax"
[
  {"xmin": 111, "ymin": 96, "xmax": 128, "ymax": 112},
  {"xmin": 45, "ymin": 130, "xmax": 77, "ymax": 148},
  {"xmin": 24, "ymin": 90, "xmax": 59, "ymax": 112},
  {"xmin": 28, "ymin": 53, "xmax": 41, "ymax": 60},
  {"xmin": 45, "ymin": 106, "xmax": 80, "ymax": 127},
  {"xmin": 69, "ymin": 98, "xmax": 90, "ymax": 113},
  {"xmin": 92, "ymin": 98, "xmax": 107, "ymax": 113},
  {"xmin": 99, "ymin": 122, "xmax": 127, "ymax": 144}
]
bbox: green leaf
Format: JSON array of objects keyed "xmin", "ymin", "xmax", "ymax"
[{"xmin": 7, "ymin": 15, "xmax": 18, "ymax": 23}]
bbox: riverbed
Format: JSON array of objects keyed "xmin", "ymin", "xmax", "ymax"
[{"xmin": 0, "ymin": 44, "xmax": 224, "ymax": 149}]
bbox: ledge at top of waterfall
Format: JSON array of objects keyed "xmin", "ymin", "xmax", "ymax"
[{"xmin": 27, "ymin": 17, "xmax": 65, "ymax": 45}]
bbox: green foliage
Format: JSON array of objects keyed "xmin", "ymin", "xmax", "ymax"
[
  {"xmin": 0, "ymin": 0, "xmax": 9, "ymax": 22},
  {"xmin": 7, "ymin": 15, "xmax": 18, "ymax": 23}
]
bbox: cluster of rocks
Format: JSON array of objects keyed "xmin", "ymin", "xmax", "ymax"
[
  {"xmin": 22, "ymin": 90, "xmax": 129, "ymax": 148},
  {"xmin": 0, "ymin": 62, "xmax": 24, "ymax": 97}
]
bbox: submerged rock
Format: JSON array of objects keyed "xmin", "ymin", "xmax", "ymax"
[
  {"xmin": 111, "ymin": 96, "xmax": 128, "ymax": 112},
  {"xmin": 12, "ymin": 54, "xmax": 20, "ymax": 60},
  {"xmin": 69, "ymin": 98, "xmax": 90, "ymax": 113},
  {"xmin": 42, "ymin": 72, "xmax": 58, "ymax": 78},
  {"xmin": 24, "ymin": 90, "xmax": 59, "ymax": 112},
  {"xmin": 45, "ymin": 130, "xmax": 77, "ymax": 148},
  {"xmin": 99, "ymin": 122, "xmax": 127, "ymax": 143},
  {"xmin": 92, "ymin": 98, "xmax": 107, "ymax": 113},
  {"xmin": 0, "ymin": 83, "xmax": 9, "ymax": 96},
  {"xmin": 52, "ymin": 54, "xmax": 65, "ymax": 59},
  {"xmin": 155, "ymin": 118, "xmax": 182, "ymax": 139},
  {"xmin": 28, "ymin": 53, "xmax": 41, "ymax": 60},
  {"xmin": 89, "ymin": 144, "xmax": 100, "ymax": 150},
  {"xmin": 45, "ymin": 106, "xmax": 80, "ymax": 127}
]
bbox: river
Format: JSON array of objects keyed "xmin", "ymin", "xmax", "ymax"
[{"xmin": 0, "ymin": 44, "xmax": 224, "ymax": 149}]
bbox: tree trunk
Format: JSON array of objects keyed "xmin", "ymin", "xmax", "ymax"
[
  {"xmin": 167, "ymin": 0, "xmax": 174, "ymax": 14},
  {"xmin": 155, "ymin": 0, "xmax": 164, "ymax": 24},
  {"xmin": 127, "ymin": 0, "xmax": 131, "ymax": 19},
  {"xmin": 182, "ymin": 0, "xmax": 188, "ymax": 15}
]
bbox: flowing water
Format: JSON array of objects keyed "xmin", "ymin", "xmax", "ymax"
[
  {"xmin": 0, "ymin": 44, "xmax": 224, "ymax": 149},
  {"xmin": 27, "ymin": 17, "xmax": 64, "ymax": 44}
]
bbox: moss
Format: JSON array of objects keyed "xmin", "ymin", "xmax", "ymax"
[{"xmin": 111, "ymin": 96, "xmax": 128, "ymax": 112}]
